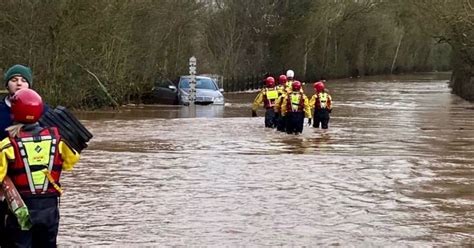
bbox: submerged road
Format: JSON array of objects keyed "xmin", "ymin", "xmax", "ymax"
[{"xmin": 59, "ymin": 73, "xmax": 473, "ymax": 246}]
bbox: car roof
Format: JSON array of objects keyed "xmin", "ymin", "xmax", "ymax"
[{"xmin": 180, "ymin": 75, "xmax": 212, "ymax": 80}]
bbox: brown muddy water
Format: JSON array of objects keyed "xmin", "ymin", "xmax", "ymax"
[{"xmin": 58, "ymin": 73, "xmax": 473, "ymax": 246}]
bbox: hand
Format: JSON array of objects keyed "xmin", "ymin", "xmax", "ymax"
[
  {"xmin": 328, "ymin": 109, "xmax": 332, "ymax": 113},
  {"xmin": 307, "ymin": 118, "xmax": 312, "ymax": 126},
  {"xmin": 252, "ymin": 110, "xmax": 257, "ymax": 117}
]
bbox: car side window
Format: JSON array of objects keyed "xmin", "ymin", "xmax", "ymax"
[{"xmin": 155, "ymin": 79, "xmax": 173, "ymax": 88}]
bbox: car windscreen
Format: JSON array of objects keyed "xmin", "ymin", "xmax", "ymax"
[{"xmin": 179, "ymin": 78, "xmax": 218, "ymax": 90}]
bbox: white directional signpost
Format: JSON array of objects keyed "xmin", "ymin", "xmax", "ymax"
[{"xmin": 189, "ymin": 56, "xmax": 197, "ymax": 117}]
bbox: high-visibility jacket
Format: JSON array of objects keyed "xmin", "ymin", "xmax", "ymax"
[
  {"xmin": 281, "ymin": 91, "xmax": 312, "ymax": 118},
  {"xmin": 276, "ymin": 85, "xmax": 285, "ymax": 96},
  {"xmin": 274, "ymin": 93, "xmax": 286, "ymax": 114},
  {"xmin": 285, "ymin": 80, "xmax": 294, "ymax": 93},
  {"xmin": 309, "ymin": 92, "xmax": 332, "ymax": 110},
  {"xmin": 252, "ymin": 87, "xmax": 279, "ymax": 110},
  {"xmin": 0, "ymin": 126, "xmax": 79, "ymax": 197}
]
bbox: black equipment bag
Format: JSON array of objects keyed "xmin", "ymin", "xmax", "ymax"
[{"xmin": 39, "ymin": 106, "xmax": 93, "ymax": 153}]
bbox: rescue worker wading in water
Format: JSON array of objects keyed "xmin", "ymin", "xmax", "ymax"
[
  {"xmin": 274, "ymin": 74, "xmax": 288, "ymax": 132},
  {"xmin": 281, "ymin": 81, "xmax": 312, "ymax": 135},
  {"xmin": 252, "ymin": 76, "xmax": 279, "ymax": 128},
  {"xmin": 310, "ymin": 81, "xmax": 332, "ymax": 129},
  {"xmin": 0, "ymin": 89, "xmax": 80, "ymax": 248}
]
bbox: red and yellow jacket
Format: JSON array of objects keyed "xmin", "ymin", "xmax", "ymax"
[
  {"xmin": 281, "ymin": 91, "xmax": 312, "ymax": 118},
  {"xmin": 0, "ymin": 126, "xmax": 79, "ymax": 197},
  {"xmin": 309, "ymin": 91, "xmax": 332, "ymax": 111},
  {"xmin": 252, "ymin": 87, "xmax": 280, "ymax": 110}
]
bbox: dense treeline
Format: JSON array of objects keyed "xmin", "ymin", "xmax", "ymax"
[
  {"xmin": 412, "ymin": 0, "xmax": 474, "ymax": 101},
  {"xmin": 0, "ymin": 0, "xmax": 470, "ymax": 108}
]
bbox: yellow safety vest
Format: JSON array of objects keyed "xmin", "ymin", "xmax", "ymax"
[
  {"xmin": 318, "ymin": 92, "xmax": 329, "ymax": 109},
  {"xmin": 290, "ymin": 93, "xmax": 302, "ymax": 112},
  {"xmin": 265, "ymin": 89, "xmax": 279, "ymax": 100}
]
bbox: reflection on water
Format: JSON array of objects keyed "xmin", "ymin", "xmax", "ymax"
[{"xmin": 59, "ymin": 73, "xmax": 473, "ymax": 246}]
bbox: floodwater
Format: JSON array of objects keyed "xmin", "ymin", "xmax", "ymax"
[{"xmin": 58, "ymin": 73, "xmax": 473, "ymax": 246}]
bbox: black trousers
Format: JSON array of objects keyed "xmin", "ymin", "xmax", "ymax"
[
  {"xmin": 0, "ymin": 200, "xmax": 7, "ymax": 247},
  {"xmin": 313, "ymin": 109, "xmax": 330, "ymax": 129},
  {"xmin": 276, "ymin": 113, "xmax": 286, "ymax": 132},
  {"xmin": 264, "ymin": 108, "xmax": 276, "ymax": 128},
  {"xmin": 5, "ymin": 196, "xmax": 59, "ymax": 248},
  {"xmin": 286, "ymin": 112, "xmax": 305, "ymax": 134}
]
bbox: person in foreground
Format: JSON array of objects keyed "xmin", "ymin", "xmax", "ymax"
[
  {"xmin": 0, "ymin": 88, "xmax": 80, "ymax": 248},
  {"xmin": 0, "ymin": 64, "xmax": 39, "ymax": 247}
]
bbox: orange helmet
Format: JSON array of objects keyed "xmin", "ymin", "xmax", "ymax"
[
  {"xmin": 314, "ymin": 81, "xmax": 325, "ymax": 92},
  {"xmin": 292, "ymin": 81, "xmax": 302, "ymax": 91},
  {"xmin": 265, "ymin": 76, "xmax": 275, "ymax": 87},
  {"xmin": 278, "ymin": 75, "xmax": 287, "ymax": 85},
  {"xmin": 10, "ymin": 89, "xmax": 43, "ymax": 123}
]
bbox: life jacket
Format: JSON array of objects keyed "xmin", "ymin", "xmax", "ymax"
[
  {"xmin": 276, "ymin": 85, "xmax": 285, "ymax": 96},
  {"xmin": 8, "ymin": 127, "xmax": 64, "ymax": 197},
  {"xmin": 263, "ymin": 88, "xmax": 279, "ymax": 108},
  {"xmin": 314, "ymin": 92, "xmax": 330, "ymax": 110},
  {"xmin": 286, "ymin": 92, "xmax": 304, "ymax": 113}
]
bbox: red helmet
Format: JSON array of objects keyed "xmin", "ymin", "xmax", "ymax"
[
  {"xmin": 278, "ymin": 75, "xmax": 287, "ymax": 85},
  {"xmin": 265, "ymin": 76, "xmax": 275, "ymax": 87},
  {"xmin": 314, "ymin": 81, "xmax": 325, "ymax": 92},
  {"xmin": 292, "ymin": 81, "xmax": 302, "ymax": 91},
  {"xmin": 10, "ymin": 89, "xmax": 43, "ymax": 123}
]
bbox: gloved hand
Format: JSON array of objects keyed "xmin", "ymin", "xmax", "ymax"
[
  {"xmin": 307, "ymin": 118, "xmax": 312, "ymax": 126},
  {"xmin": 252, "ymin": 110, "xmax": 257, "ymax": 117},
  {"xmin": 328, "ymin": 109, "xmax": 332, "ymax": 114}
]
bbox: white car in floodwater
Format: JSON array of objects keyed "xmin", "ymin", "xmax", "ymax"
[{"xmin": 175, "ymin": 76, "xmax": 225, "ymax": 105}]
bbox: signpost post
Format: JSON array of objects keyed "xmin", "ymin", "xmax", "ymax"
[{"xmin": 189, "ymin": 56, "xmax": 197, "ymax": 117}]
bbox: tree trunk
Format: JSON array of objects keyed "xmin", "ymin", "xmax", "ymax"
[
  {"xmin": 303, "ymin": 39, "xmax": 309, "ymax": 80},
  {"xmin": 391, "ymin": 30, "xmax": 404, "ymax": 74}
]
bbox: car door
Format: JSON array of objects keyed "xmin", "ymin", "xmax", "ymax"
[{"xmin": 150, "ymin": 79, "xmax": 178, "ymax": 104}]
